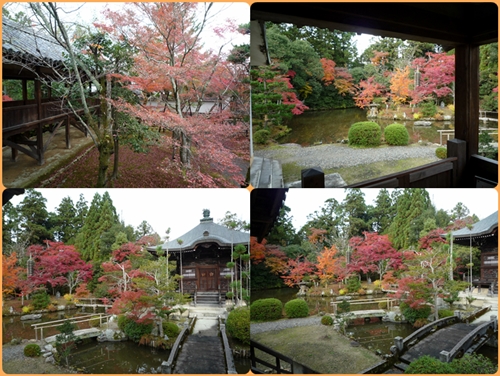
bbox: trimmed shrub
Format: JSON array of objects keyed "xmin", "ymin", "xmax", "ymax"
[
  {"xmin": 378, "ymin": 301, "xmax": 388, "ymax": 310},
  {"xmin": 346, "ymin": 276, "xmax": 361, "ymax": 293},
  {"xmin": 284, "ymin": 299, "xmax": 309, "ymax": 318},
  {"xmin": 400, "ymin": 302, "xmax": 431, "ymax": 325},
  {"xmin": 32, "ymin": 290, "xmax": 51, "ymax": 310},
  {"xmin": 250, "ymin": 298, "xmax": 283, "ymax": 321},
  {"xmin": 405, "ymin": 355, "xmax": 454, "ymax": 374},
  {"xmin": 435, "ymin": 147, "xmax": 447, "ymax": 159},
  {"xmin": 24, "ymin": 344, "xmax": 41, "ymax": 357},
  {"xmin": 413, "ymin": 318, "xmax": 429, "ymax": 328},
  {"xmin": 162, "ymin": 322, "xmax": 180, "ymax": 339},
  {"xmin": 384, "ymin": 123, "xmax": 409, "ymax": 145},
  {"xmin": 226, "ymin": 307, "xmax": 250, "ymax": 344},
  {"xmin": 348, "ymin": 121, "xmax": 381, "ymax": 147},
  {"xmin": 254, "ymin": 129, "xmax": 270, "ymax": 144},
  {"xmin": 338, "ymin": 289, "xmax": 347, "ymax": 296},
  {"xmin": 321, "ymin": 315, "xmax": 333, "ymax": 326},
  {"xmin": 419, "ymin": 101, "xmax": 437, "ymax": 117},
  {"xmin": 357, "ymin": 288, "xmax": 366, "ymax": 295},
  {"xmin": 117, "ymin": 315, "xmax": 153, "ymax": 342}
]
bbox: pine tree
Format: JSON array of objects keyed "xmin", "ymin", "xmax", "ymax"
[
  {"xmin": 17, "ymin": 189, "xmax": 53, "ymax": 245},
  {"xmin": 52, "ymin": 197, "xmax": 77, "ymax": 244}
]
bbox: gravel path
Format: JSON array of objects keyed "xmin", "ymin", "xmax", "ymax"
[
  {"xmin": 255, "ymin": 143, "xmax": 440, "ymax": 169},
  {"xmin": 251, "ymin": 316, "xmax": 322, "ymax": 335}
]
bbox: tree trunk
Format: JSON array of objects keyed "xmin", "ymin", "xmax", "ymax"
[
  {"xmin": 96, "ymin": 141, "xmax": 113, "ymax": 188},
  {"xmin": 179, "ymin": 131, "xmax": 191, "ymax": 167}
]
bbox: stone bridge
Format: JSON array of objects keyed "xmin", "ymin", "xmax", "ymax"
[{"xmin": 361, "ymin": 314, "xmax": 498, "ymax": 373}]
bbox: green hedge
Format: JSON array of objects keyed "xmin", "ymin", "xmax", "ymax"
[
  {"xmin": 348, "ymin": 121, "xmax": 381, "ymax": 147},
  {"xmin": 384, "ymin": 123, "xmax": 409, "ymax": 145},
  {"xmin": 250, "ymin": 298, "xmax": 283, "ymax": 321},
  {"xmin": 284, "ymin": 299, "xmax": 309, "ymax": 318},
  {"xmin": 226, "ymin": 307, "xmax": 250, "ymax": 344},
  {"xmin": 162, "ymin": 322, "xmax": 180, "ymax": 338}
]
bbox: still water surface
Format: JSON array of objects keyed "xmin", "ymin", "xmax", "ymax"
[{"xmin": 280, "ymin": 108, "xmax": 497, "ymax": 147}]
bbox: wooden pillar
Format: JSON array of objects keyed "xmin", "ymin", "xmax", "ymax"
[
  {"xmin": 454, "ymin": 44, "xmax": 480, "ymax": 161},
  {"xmin": 447, "ymin": 139, "xmax": 467, "ymax": 187},
  {"xmin": 35, "ymin": 70, "xmax": 44, "ymax": 165},
  {"xmin": 301, "ymin": 167, "xmax": 325, "ymax": 188}
]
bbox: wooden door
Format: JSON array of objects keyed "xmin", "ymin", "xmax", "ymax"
[{"xmin": 198, "ymin": 267, "xmax": 218, "ymax": 291}]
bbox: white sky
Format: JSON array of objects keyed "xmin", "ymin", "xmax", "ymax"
[
  {"xmin": 9, "ymin": 189, "xmax": 250, "ymax": 240},
  {"xmin": 4, "ymin": 2, "xmax": 249, "ymax": 53},
  {"xmin": 284, "ymin": 188, "xmax": 499, "ymax": 231}
]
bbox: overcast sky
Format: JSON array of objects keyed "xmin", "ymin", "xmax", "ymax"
[
  {"xmin": 284, "ymin": 188, "xmax": 498, "ymax": 231},
  {"xmin": 4, "ymin": 2, "xmax": 249, "ymax": 53},
  {"xmin": 9, "ymin": 189, "xmax": 250, "ymax": 240}
]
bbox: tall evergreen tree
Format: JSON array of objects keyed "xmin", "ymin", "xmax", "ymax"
[
  {"xmin": 51, "ymin": 197, "xmax": 78, "ymax": 244},
  {"xmin": 266, "ymin": 205, "xmax": 300, "ymax": 246},
  {"xmin": 369, "ymin": 189, "xmax": 394, "ymax": 233},
  {"xmin": 387, "ymin": 189, "xmax": 433, "ymax": 249},
  {"xmin": 17, "ymin": 189, "xmax": 53, "ymax": 245},
  {"xmin": 75, "ymin": 192, "xmax": 119, "ymax": 262}
]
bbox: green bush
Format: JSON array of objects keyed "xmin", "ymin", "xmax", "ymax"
[
  {"xmin": 346, "ymin": 276, "xmax": 361, "ymax": 293},
  {"xmin": 162, "ymin": 322, "xmax": 180, "ymax": 339},
  {"xmin": 117, "ymin": 315, "xmax": 153, "ymax": 342},
  {"xmin": 24, "ymin": 344, "xmax": 41, "ymax": 357},
  {"xmin": 438, "ymin": 309, "xmax": 454, "ymax": 319},
  {"xmin": 450, "ymin": 354, "xmax": 498, "ymax": 374},
  {"xmin": 321, "ymin": 315, "xmax": 333, "ymax": 326},
  {"xmin": 250, "ymin": 298, "xmax": 283, "ymax": 321},
  {"xmin": 378, "ymin": 301, "xmax": 388, "ymax": 309},
  {"xmin": 89, "ymin": 316, "xmax": 101, "ymax": 327},
  {"xmin": 226, "ymin": 307, "xmax": 250, "ymax": 344},
  {"xmin": 384, "ymin": 123, "xmax": 409, "ymax": 145},
  {"xmin": 419, "ymin": 101, "xmax": 437, "ymax": 117},
  {"xmin": 405, "ymin": 355, "xmax": 454, "ymax": 373},
  {"xmin": 254, "ymin": 129, "xmax": 271, "ymax": 144},
  {"xmin": 435, "ymin": 147, "xmax": 447, "ymax": 159},
  {"xmin": 31, "ymin": 290, "xmax": 51, "ymax": 310},
  {"xmin": 400, "ymin": 302, "xmax": 431, "ymax": 325},
  {"xmin": 348, "ymin": 121, "xmax": 381, "ymax": 147},
  {"xmin": 284, "ymin": 299, "xmax": 309, "ymax": 318}
]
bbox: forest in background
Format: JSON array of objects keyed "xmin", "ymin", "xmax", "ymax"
[{"xmin": 251, "ymin": 23, "xmax": 498, "ymax": 143}]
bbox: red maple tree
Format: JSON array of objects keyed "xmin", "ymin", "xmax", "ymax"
[{"xmin": 411, "ymin": 52, "xmax": 455, "ymax": 104}]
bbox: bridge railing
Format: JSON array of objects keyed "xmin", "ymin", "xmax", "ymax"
[
  {"xmin": 219, "ymin": 316, "xmax": 237, "ymax": 374},
  {"xmin": 250, "ymin": 340, "xmax": 319, "ymax": 374},
  {"xmin": 392, "ymin": 315, "xmax": 459, "ymax": 356},
  {"xmin": 31, "ymin": 313, "xmax": 111, "ymax": 341},
  {"xmin": 440, "ymin": 316, "xmax": 498, "ymax": 362},
  {"xmin": 161, "ymin": 316, "xmax": 196, "ymax": 373}
]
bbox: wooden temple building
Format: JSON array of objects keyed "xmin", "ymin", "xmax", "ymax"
[
  {"xmin": 251, "ymin": 3, "xmax": 498, "ymax": 188},
  {"xmin": 2, "ymin": 17, "xmax": 97, "ymax": 166},
  {"xmin": 450, "ymin": 211, "xmax": 498, "ymax": 294},
  {"xmin": 149, "ymin": 209, "xmax": 250, "ymax": 304}
]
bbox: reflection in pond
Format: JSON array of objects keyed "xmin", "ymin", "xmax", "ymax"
[{"xmin": 280, "ymin": 108, "xmax": 497, "ymax": 147}]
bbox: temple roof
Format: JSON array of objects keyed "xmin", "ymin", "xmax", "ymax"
[
  {"xmin": 154, "ymin": 210, "xmax": 249, "ymax": 252},
  {"xmin": 3, "ymin": 17, "xmax": 66, "ymax": 78},
  {"xmin": 449, "ymin": 211, "xmax": 498, "ymax": 241}
]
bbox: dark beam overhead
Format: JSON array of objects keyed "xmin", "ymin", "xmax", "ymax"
[{"xmin": 251, "ymin": 2, "xmax": 498, "ymax": 48}]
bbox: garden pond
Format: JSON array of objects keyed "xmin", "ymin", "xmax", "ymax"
[
  {"xmin": 2, "ymin": 307, "xmax": 250, "ymax": 373},
  {"xmin": 279, "ymin": 108, "xmax": 498, "ymax": 147}
]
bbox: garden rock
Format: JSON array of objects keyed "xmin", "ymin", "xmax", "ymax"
[{"xmin": 21, "ymin": 314, "xmax": 42, "ymax": 321}]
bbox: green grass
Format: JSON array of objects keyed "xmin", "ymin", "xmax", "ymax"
[{"xmin": 282, "ymin": 157, "xmax": 436, "ymax": 185}]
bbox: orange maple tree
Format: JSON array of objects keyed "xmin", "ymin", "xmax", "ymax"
[
  {"xmin": 315, "ymin": 245, "xmax": 338, "ymax": 285},
  {"xmin": 390, "ymin": 66, "xmax": 412, "ymax": 105},
  {"xmin": 2, "ymin": 252, "xmax": 22, "ymax": 297}
]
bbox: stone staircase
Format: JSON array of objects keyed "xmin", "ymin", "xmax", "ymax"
[
  {"xmin": 195, "ymin": 291, "xmax": 222, "ymax": 305},
  {"xmin": 250, "ymin": 157, "xmax": 284, "ymax": 188}
]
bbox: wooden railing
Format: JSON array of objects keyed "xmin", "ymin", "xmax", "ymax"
[
  {"xmin": 31, "ymin": 313, "xmax": 111, "ymax": 341},
  {"xmin": 250, "ymin": 340, "xmax": 319, "ymax": 374},
  {"xmin": 470, "ymin": 154, "xmax": 498, "ymax": 187}
]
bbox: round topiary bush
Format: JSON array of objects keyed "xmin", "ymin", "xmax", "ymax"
[
  {"xmin": 24, "ymin": 343, "xmax": 41, "ymax": 357},
  {"xmin": 384, "ymin": 123, "xmax": 409, "ymax": 145},
  {"xmin": 254, "ymin": 129, "xmax": 270, "ymax": 144},
  {"xmin": 250, "ymin": 298, "xmax": 283, "ymax": 321},
  {"xmin": 435, "ymin": 147, "xmax": 447, "ymax": 159},
  {"xmin": 284, "ymin": 299, "xmax": 309, "ymax": 318},
  {"xmin": 405, "ymin": 355, "xmax": 454, "ymax": 374},
  {"xmin": 321, "ymin": 315, "xmax": 334, "ymax": 326},
  {"xmin": 226, "ymin": 307, "xmax": 250, "ymax": 344},
  {"xmin": 348, "ymin": 121, "xmax": 381, "ymax": 147},
  {"xmin": 162, "ymin": 321, "xmax": 181, "ymax": 338}
]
